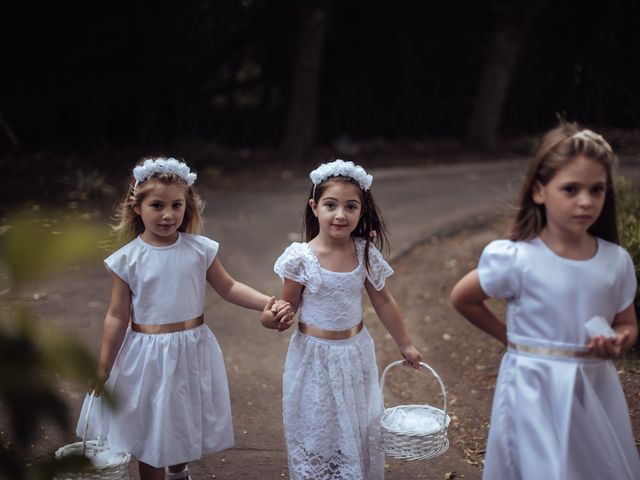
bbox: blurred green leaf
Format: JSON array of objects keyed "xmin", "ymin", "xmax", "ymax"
[
  {"xmin": 0, "ymin": 210, "xmax": 112, "ymax": 479},
  {"xmin": 0, "ymin": 212, "xmax": 109, "ymax": 284}
]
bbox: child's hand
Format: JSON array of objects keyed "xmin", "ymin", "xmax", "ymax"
[
  {"xmin": 260, "ymin": 297, "xmax": 294, "ymax": 331},
  {"xmin": 588, "ymin": 330, "xmax": 630, "ymax": 359},
  {"xmin": 90, "ymin": 370, "xmax": 109, "ymax": 396},
  {"xmin": 400, "ymin": 344, "xmax": 422, "ymax": 370},
  {"xmin": 271, "ymin": 298, "xmax": 290, "ymax": 314}
]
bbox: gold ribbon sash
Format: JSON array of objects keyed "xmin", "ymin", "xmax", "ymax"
[
  {"xmin": 508, "ymin": 340, "xmax": 594, "ymax": 359},
  {"xmin": 298, "ymin": 320, "xmax": 363, "ymax": 340},
  {"xmin": 131, "ymin": 315, "xmax": 204, "ymax": 334}
]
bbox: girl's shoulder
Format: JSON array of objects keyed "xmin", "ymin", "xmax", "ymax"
[
  {"xmin": 354, "ymin": 238, "xmax": 394, "ymax": 290},
  {"xmin": 274, "ymin": 242, "xmax": 322, "ymax": 291},
  {"xmin": 180, "ymin": 233, "xmax": 220, "ymax": 267},
  {"xmin": 181, "ymin": 232, "xmax": 219, "ymax": 249},
  {"xmin": 595, "ymin": 236, "xmax": 631, "ymax": 258},
  {"xmin": 106, "ymin": 236, "xmax": 141, "ymax": 260},
  {"xmin": 276, "ymin": 242, "xmax": 315, "ymax": 265}
]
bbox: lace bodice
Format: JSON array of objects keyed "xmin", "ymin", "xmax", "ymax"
[{"xmin": 274, "ymin": 239, "xmax": 393, "ymax": 330}]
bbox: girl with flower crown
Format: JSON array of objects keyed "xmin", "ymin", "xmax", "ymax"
[
  {"xmin": 77, "ymin": 158, "xmax": 292, "ymax": 480},
  {"xmin": 260, "ymin": 159, "xmax": 422, "ymax": 480},
  {"xmin": 451, "ymin": 124, "xmax": 640, "ymax": 479}
]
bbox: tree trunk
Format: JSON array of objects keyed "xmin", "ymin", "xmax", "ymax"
[
  {"xmin": 279, "ymin": 0, "xmax": 326, "ymax": 164},
  {"xmin": 466, "ymin": 1, "xmax": 549, "ymax": 151}
]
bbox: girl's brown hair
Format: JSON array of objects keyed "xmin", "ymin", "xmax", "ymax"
[
  {"xmin": 510, "ymin": 123, "xmax": 619, "ymax": 243},
  {"xmin": 304, "ymin": 175, "xmax": 389, "ymax": 272},
  {"xmin": 113, "ymin": 159, "xmax": 204, "ymax": 244}
]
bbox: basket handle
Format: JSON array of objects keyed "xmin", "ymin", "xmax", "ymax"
[
  {"xmin": 81, "ymin": 391, "xmax": 97, "ymax": 455},
  {"xmin": 379, "ymin": 360, "xmax": 448, "ymax": 420}
]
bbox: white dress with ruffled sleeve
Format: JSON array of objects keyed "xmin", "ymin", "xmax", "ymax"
[
  {"xmin": 477, "ymin": 237, "xmax": 640, "ymax": 480},
  {"xmin": 274, "ymin": 238, "xmax": 392, "ymax": 480}
]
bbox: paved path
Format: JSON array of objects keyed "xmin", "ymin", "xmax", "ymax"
[{"xmin": 29, "ymin": 158, "xmax": 640, "ymax": 478}]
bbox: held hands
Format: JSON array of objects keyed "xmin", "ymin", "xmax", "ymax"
[
  {"xmin": 587, "ymin": 330, "xmax": 631, "ymax": 359},
  {"xmin": 260, "ymin": 297, "xmax": 295, "ymax": 332},
  {"xmin": 400, "ymin": 344, "xmax": 422, "ymax": 370}
]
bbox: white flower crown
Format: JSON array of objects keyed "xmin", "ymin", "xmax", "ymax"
[
  {"xmin": 133, "ymin": 158, "xmax": 197, "ymax": 190},
  {"xmin": 309, "ymin": 159, "xmax": 373, "ymax": 194}
]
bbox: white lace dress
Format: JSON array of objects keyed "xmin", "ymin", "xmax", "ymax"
[{"xmin": 274, "ymin": 239, "xmax": 393, "ymax": 480}]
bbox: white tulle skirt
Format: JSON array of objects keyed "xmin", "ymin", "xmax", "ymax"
[
  {"xmin": 483, "ymin": 338, "xmax": 640, "ymax": 480},
  {"xmin": 283, "ymin": 327, "xmax": 384, "ymax": 480},
  {"xmin": 76, "ymin": 325, "xmax": 234, "ymax": 468}
]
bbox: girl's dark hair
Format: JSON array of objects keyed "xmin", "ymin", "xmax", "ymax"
[
  {"xmin": 303, "ymin": 175, "xmax": 389, "ymax": 272},
  {"xmin": 510, "ymin": 122, "xmax": 619, "ymax": 243}
]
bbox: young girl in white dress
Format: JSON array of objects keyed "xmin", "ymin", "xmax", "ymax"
[
  {"xmin": 79, "ymin": 158, "xmax": 291, "ymax": 480},
  {"xmin": 450, "ymin": 124, "xmax": 640, "ymax": 479},
  {"xmin": 262, "ymin": 159, "xmax": 422, "ymax": 480}
]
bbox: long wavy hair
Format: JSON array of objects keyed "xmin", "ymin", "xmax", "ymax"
[
  {"xmin": 303, "ymin": 175, "xmax": 389, "ymax": 272},
  {"xmin": 112, "ymin": 159, "xmax": 204, "ymax": 244},
  {"xmin": 510, "ymin": 122, "xmax": 619, "ymax": 243}
]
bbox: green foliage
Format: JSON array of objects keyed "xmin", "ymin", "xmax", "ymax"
[
  {"xmin": 0, "ymin": 211, "xmax": 110, "ymax": 479},
  {"xmin": 617, "ymin": 176, "xmax": 640, "ymax": 345},
  {"xmin": 1, "ymin": 212, "xmax": 110, "ymax": 285}
]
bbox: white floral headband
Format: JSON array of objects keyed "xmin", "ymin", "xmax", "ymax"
[
  {"xmin": 133, "ymin": 158, "xmax": 197, "ymax": 191},
  {"xmin": 572, "ymin": 130, "xmax": 612, "ymax": 153},
  {"xmin": 309, "ymin": 159, "xmax": 373, "ymax": 198}
]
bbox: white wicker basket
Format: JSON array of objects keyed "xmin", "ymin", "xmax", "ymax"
[
  {"xmin": 379, "ymin": 360, "xmax": 450, "ymax": 461},
  {"xmin": 55, "ymin": 393, "xmax": 133, "ymax": 479}
]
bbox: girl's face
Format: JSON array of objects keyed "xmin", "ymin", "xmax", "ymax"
[
  {"xmin": 310, "ymin": 181, "xmax": 363, "ymax": 242},
  {"xmin": 533, "ymin": 155, "xmax": 607, "ymax": 240},
  {"xmin": 134, "ymin": 181, "xmax": 187, "ymax": 246}
]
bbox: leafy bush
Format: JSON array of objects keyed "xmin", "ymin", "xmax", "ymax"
[{"xmin": 617, "ymin": 176, "xmax": 640, "ymax": 349}]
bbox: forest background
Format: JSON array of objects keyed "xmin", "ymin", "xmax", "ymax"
[{"xmin": 3, "ymin": 0, "xmax": 640, "ymax": 204}]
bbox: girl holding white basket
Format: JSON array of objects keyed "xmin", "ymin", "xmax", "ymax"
[
  {"xmin": 261, "ymin": 159, "xmax": 421, "ymax": 480},
  {"xmin": 79, "ymin": 158, "xmax": 292, "ymax": 480},
  {"xmin": 451, "ymin": 124, "xmax": 640, "ymax": 479}
]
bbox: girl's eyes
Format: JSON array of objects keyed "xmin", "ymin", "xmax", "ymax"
[
  {"xmin": 321, "ymin": 202, "xmax": 359, "ymax": 210},
  {"xmin": 148, "ymin": 202, "xmax": 183, "ymax": 208},
  {"xmin": 561, "ymin": 185, "xmax": 605, "ymax": 195}
]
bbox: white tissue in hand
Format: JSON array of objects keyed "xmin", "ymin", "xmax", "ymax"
[{"xmin": 585, "ymin": 316, "xmax": 616, "ymax": 340}]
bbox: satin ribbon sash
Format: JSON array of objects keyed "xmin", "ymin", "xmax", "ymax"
[
  {"xmin": 298, "ymin": 320, "xmax": 364, "ymax": 340},
  {"xmin": 131, "ymin": 314, "xmax": 204, "ymax": 334},
  {"xmin": 508, "ymin": 340, "xmax": 595, "ymax": 358}
]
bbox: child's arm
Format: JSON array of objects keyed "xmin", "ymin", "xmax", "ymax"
[
  {"xmin": 207, "ymin": 257, "xmax": 293, "ymax": 326},
  {"xmin": 588, "ymin": 304, "xmax": 638, "ymax": 358},
  {"xmin": 365, "ymin": 280, "xmax": 421, "ymax": 369},
  {"xmin": 260, "ymin": 278, "xmax": 302, "ymax": 331},
  {"xmin": 450, "ymin": 269, "xmax": 507, "ymax": 345},
  {"xmin": 207, "ymin": 257, "xmax": 274, "ymax": 309},
  {"xmin": 96, "ymin": 273, "xmax": 131, "ymax": 388}
]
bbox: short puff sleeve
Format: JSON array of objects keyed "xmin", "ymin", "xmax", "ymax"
[
  {"xmin": 477, "ymin": 239, "xmax": 522, "ymax": 300},
  {"xmin": 274, "ymin": 243, "xmax": 322, "ymax": 293},
  {"xmin": 361, "ymin": 240, "xmax": 393, "ymax": 291},
  {"xmin": 104, "ymin": 249, "xmax": 129, "ymax": 284},
  {"xmin": 198, "ymin": 235, "xmax": 219, "ymax": 268},
  {"xmin": 616, "ymin": 248, "xmax": 637, "ymax": 313}
]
